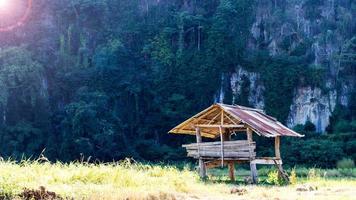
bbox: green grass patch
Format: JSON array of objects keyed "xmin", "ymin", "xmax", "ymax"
[{"xmin": 0, "ymin": 160, "xmax": 355, "ymax": 199}]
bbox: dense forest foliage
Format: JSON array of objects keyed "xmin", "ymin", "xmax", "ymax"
[{"xmin": 0, "ymin": 0, "xmax": 354, "ymax": 167}]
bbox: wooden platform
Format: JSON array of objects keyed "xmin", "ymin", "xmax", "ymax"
[
  {"xmin": 182, "ymin": 140, "xmax": 256, "ymax": 159},
  {"xmin": 182, "ymin": 139, "xmax": 284, "ymax": 184}
]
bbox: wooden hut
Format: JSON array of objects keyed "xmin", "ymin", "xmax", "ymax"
[{"xmin": 169, "ymin": 103, "xmax": 303, "ymax": 183}]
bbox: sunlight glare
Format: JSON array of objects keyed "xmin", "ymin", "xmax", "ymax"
[{"xmin": 0, "ymin": 0, "xmax": 9, "ymax": 10}]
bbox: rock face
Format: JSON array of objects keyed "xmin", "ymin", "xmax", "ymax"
[
  {"xmin": 230, "ymin": 67, "xmax": 265, "ymax": 110},
  {"xmin": 218, "ymin": 0, "xmax": 355, "ymax": 132},
  {"xmin": 287, "ymin": 87, "xmax": 337, "ymax": 133}
]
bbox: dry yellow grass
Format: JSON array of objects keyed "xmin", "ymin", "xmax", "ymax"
[{"xmin": 0, "ymin": 160, "xmax": 355, "ymax": 200}]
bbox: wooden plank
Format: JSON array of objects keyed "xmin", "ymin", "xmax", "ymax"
[
  {"xmin": 208, "ymin": 112, "xmax": 221, "ymax": 125},
  {"xmin": 185, "ymin": 146, "xmax": 253, "ymax": 150},
  {"xmin": 200, "ymin": 157, "xmax": 250, "ymax": 161},
  {"xmin": 188, "ymin": 151, "xmax": 255, "ymax": 157},
  {"xmin": 251, "ymin": 159, "xmax": 283, "ymax": 165},
  {"xmin": 275, "ymin": 136, "xmax": 281, "ymax": 159},
  {"xmin": 183, "ymin": 140, "xmax": 254, "ymax": 147},
  {"xmin": 184, "ymin": 143, "xmax": 255, "ymax": 148},
  {"xmin": 169, "ymin": 105, "xmax": 219, "ymax": 133},
  {"xmin": 184, "ymin": 144, "xmax": 254, "ymax": 150},
  {"xmin": 185, "ymin": 146, "xmax": 255, "ymax": 151},
  {"xmin": 255, "ymin": 157, "xmax": 281, "ymax": 160},
  {"xmin": 187, "ymin": 149, "xmax": 254, "ymax": 155},
  {"xmin": 205, "ymin": 159, "xmax": 247, "ymax": 168},
  {"xmin": 224, "ymin": 112, "xmax": 239, "ymax": 125},
  {"xmin": 188, "ymin": 152, "xmax": 256, "ymax": 158},
  {"xmin": 188, "ymin": 151, "xmax": 256, "ymax": 157},
  {"xmin": 170, "ymin": 129, "xmax": 216, "ymax": 138},
  {"xmin": 183, "ymin": 141, "xmax": 255, "ymax": 147},
  {"xmin": 195, "ymin": 124, "xmax": 245, "ymax": 128},
  {"xmin": 205, "ymin": 160, "xmax": 226, "ymax": 169}
]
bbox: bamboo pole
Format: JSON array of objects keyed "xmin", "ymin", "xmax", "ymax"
[{"xmin": 219, "ymin": 125, "xmax": 224, "ymax": 167}]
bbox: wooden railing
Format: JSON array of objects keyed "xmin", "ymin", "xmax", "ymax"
[{"xmin": 182, "ymin": 140, "xmax": 256, "ymax": 159}]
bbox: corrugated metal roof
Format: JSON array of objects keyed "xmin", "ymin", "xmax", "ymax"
[
  {"xmin": 220, "ymin": 104, "xmax": 303, "ymax": 137},
  {"xmin": 169, "ymin": 103, "xmax": 303, "ymax": 138}
]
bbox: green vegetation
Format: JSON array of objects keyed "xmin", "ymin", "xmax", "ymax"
[
  {"xmin": 337, "ymin": 158, "xmax": 355, "ymax": 169},
  {"xmin": 0, "ymin": 160, "xmax": 354, "ymax": 199}
]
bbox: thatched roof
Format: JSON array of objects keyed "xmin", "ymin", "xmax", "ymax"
[{"xmin": 169, "ymin": 103, "xmax": 303, "ymax": 138}]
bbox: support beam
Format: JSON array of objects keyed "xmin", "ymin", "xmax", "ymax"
[
  {"xmin": 251, "ymin": 159, "xmax": 283, "ymax": 165},
  {"xmin": 247, "ymin": 128, "xmax": 253, "ymax": 142},
  {"xmin": 275, "ymin": 136, "xmax": 281, "ymax": 159},
  {"xmin": 250, "ymin": 163, "xmax": 258, "ymax": 184},
  {"xmin": 219, "ymin": 126, "xmax": 224, "ymax": 167},
  {"xmin": 224, "ymin": 129, "xmax": 235, "ymax": 182},
  {"xmin": 224, "ymin": 112, "xmax": 239, "ymax": 125},
  {"xmin": 247, "ymin": 127, "xmax": 257, "ymax": 183},
  {"xmin": 196, "ymin": 127, "xmax": 206, "ymax": 178},
  {"xmin": 274, "ymin": 136, "xmax": 286, "ymax": 181},
  {"xmin": 228, "ymin": 161, "xmax": 235, "ymax": 182},
  {"xmin": 207, "ymin": 112, "xmax": 221, "ymax": 125},
  {"xmin": 246, "ymin": 128, "xmax": 254, "ymax": 159}
]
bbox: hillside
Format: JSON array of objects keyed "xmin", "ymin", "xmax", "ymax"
[{"xmin": 0, "ymin": 0, "xmax": 354, "ymax": 163}]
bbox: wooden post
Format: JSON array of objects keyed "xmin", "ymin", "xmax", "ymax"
[
  {"xmin": 275, "ymin": 136, "xmax": 281, "ymax": 159},
  {"xmin": 224, "ymin": 130, "xmax": 235, "ymax": 182},
  {"xmin": 196, "ymin": 127, "xmax": 206, "ymax": 178},
  {"xmin": 274, "ymin": 136, "xmax": 287, "ymax": 181},
  {"xmin": 228, "ymin": 161, "xmax": 235, "ymax": 182},
  {"xmin": 246, "ymin": 127, "xmax": 254, "ymax": 159},
  {"xmin": 247, "ymin": 128, "xmax": 258, "ymax": 184},
  {"xmin": 250, "ymin": 163, "xmax": 258, "ymax": 184},
  {"xmin": 219, "ymin": 126, "xmax": 224, "ymax": 167},
  {"xmin": 247, "ymin": 128, "xmax": 253, "ymax": 142}
]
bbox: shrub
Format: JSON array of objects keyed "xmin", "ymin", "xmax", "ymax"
[
  {"xmin": 307, "ymin": 168, "xmax": 320, "ymax": 180},
  {"xmin": 334, "ymin": 120, "xmax": 352, "ymax": 133},
  {"xmin": 266, "ymin": 170, "xmax": 288, "ymax": 186},
  {"xmin": 289, "ymin": 168, "xmax": 297, "ymax": 185},
  {"xmin": 304, "ymin": 121, "xmax": 316, "ymax": 132},
  {"xmin": 337, "ymin": 158, "xmax": 355, "ymax": 169},
  {"xmin": 283, "ymin": 139, "xmax": 345, "ymax": 168},
  {"xmin": 350, "ymin": 120, "xmax": 356, "ymax": 131},
  {"xmin": 266, "ymin": 170, "xmax": 279, "ymax": 185},
  {"xmin": 323, "ymin": 169, "xmax": 342, "ymax": 178}
]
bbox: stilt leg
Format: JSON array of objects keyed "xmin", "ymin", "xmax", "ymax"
[
  {"xmin": 250, "ymin": 163, "xmax": 258, "ymax": 184},
  {"xmin": 228, "ymin": 162, "xmax": 235, "ymax": 181},
  {"xmin": 199, "ymin": 159, "xmax": 207, "ymax": 178}
]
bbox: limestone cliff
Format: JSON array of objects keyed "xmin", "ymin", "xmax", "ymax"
[{"xmin": 218, "ymin": 0, "xmax": 355, "ymax": 132}]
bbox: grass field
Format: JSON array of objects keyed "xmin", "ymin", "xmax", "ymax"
[{"xmin": 0, "ymin": 159, "xmax": 355, "ymax": 200}]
